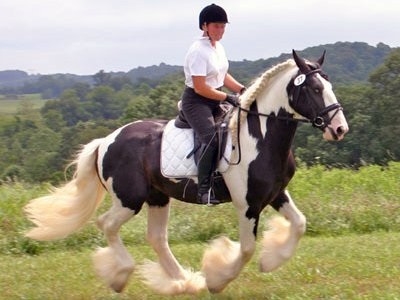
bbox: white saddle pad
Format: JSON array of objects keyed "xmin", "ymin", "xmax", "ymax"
[{"xmin": 161, "ymin": 120, "xmax": 232, "ymax": 178}]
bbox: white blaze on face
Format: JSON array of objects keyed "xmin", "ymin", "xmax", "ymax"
[{"xmin": 319, "ymin": 75, "xmax": 349, "ymax": 141}]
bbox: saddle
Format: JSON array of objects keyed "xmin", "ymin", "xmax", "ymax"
[{"xmin": 160, "ymin": 102, "xmax": 233, "ymax": 178}]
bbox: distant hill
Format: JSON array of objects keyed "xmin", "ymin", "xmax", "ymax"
[
  {"xmin": 126, "ymin": 63, "xmax": 182, "ymax": 85},
  {"xmin": 0, "ymin": 70, "xmax": 39, "ymax": 88},
  {"xmin": 0, "ymin": 42, "xmax": 395, "ymax": 95},
  {"xmin": 0, "ymin": 63, "xmax": 182, "ymax": 90},
  {"xmin": 229, "ymin": 42, "xmax": 393, "ymax": 85}
]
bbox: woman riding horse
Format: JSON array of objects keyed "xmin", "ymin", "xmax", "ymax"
[
  {"xmin": 182, "ymin": 4, "xmax": 246, "ymax": 205},
  {"xmin": 25, "ymin": 50, "xmax": 348, "ymax": 295}
]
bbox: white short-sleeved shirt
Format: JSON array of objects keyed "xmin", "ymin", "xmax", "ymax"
[{"xmin": 184, "ymin": 36, "xmax": 229, "ymax": 89}]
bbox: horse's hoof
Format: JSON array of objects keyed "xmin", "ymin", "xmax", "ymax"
[
  {"xmin": 110, "ymin": 267, "xmax": 134, "ymax": 293},
  {"xmin": 208, "ymin": 287, "xmax": 223, "ymax": 294},
  {"xmin": 110, "ymin": 283, "xmax": 125, "ymax": 293}
]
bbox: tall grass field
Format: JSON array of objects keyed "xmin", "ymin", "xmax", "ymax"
[{"xmin": 0, "ymin": 163, "xmax": 399, "ymax": 299}]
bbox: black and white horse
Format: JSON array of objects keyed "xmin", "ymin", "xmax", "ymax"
[{"xmin": 25, "ymin": 51, "xmax": 348, "ymax": 295}]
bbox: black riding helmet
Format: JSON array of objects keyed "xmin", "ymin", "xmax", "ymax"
[{"xmin": 199, "ymin": 4, "xmax": 228, "ymax": 30}]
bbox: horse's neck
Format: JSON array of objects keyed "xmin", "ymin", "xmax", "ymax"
[
  {"xmin": 249, "ymin": 68, "xmax": 297, "ymax": 141},
  {"xmin": 245, "ymin": 101, "xmax": 297, "ymax": 146},
  {"xmin": 255, "ymin": 68, "xmax": 296, "ymax": 117},
  {"xmin": 231, "ymin": 64, "xmax": 298, "ymax": 165}
]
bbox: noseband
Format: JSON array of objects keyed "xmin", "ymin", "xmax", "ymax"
[{"xmin": 311, "ymin": 102, "xmax": 342, "ymax": 129}]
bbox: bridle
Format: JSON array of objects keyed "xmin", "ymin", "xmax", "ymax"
[
  {"xmin": 229, "ymin": 68, "xmax": 343, "ymax": 165},
  {"xmin": 290, "ymin": 68, "xmax": 343, "ymax": 130},
  {"xmin": 237, "ymin": 68, "xmax": 343, "ymax": 131}
]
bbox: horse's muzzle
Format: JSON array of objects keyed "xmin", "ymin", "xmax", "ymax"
[{"xmin": 322, "ymin": 110, "xmax": 349, "ymax": 141}]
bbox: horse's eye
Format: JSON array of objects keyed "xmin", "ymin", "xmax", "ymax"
[{"xmin": 314, "ymin": 88, "xmax": 320, "ymax": 94}]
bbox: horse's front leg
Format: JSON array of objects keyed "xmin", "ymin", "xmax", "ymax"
[
  {"xmin": 202, "ymin": 204, "xmax": 258, "ymax": 293},
  {"xmin": 260, "ymin": 189, "xmax": 306, "ymax": 272}
]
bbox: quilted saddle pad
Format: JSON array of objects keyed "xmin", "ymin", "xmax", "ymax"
[{"xmin": 160, "ymin": 120, "xmax": 232, "ymax": 178}]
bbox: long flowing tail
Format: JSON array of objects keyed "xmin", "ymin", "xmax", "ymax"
[{"xmin": 25, "ymin": 138, "xmax": 106, "ymax": 241}]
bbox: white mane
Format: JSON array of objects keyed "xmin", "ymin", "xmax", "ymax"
[{"xmin": 229, "ymin": 59, "xmax": 297, "ymax": 142}]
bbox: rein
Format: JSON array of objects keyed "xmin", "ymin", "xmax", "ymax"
[
  {"xmin": 229, "ymin": 68, "xmax": 343, "ymax": 165},
  {"xmin": 229, "ymin": 105, "xmax": 309, "ymax": 166},
  {"xmin": 237, "ymin": 106, "xmax": 310, "ymax": 123},
  {"xmin": 237, "ymin": 102, "xmax": 342, "ymax": 129}
]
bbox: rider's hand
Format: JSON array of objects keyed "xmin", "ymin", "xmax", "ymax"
[{"xmin": 225, "ymin": 94, "xmax": 240, "ymax": 107}]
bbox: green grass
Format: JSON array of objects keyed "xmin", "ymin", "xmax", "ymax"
[
  {"xmin": 0, "ymin": 164, "xmax": 399, "ymax": 298},
  {"xmin": 0, "ymin": 233, "xmax": 399, "ymax": 299},
  {"xmin": 2, "ymin": 164, "xmax": 398, "ymax": 255},
  {"xmin": 289, "ymin": 162, "xmax": 400, "ymax": 236},
  {"xmin": 0, "ymin": 94, "xmax": 49, "ymax": 115}
]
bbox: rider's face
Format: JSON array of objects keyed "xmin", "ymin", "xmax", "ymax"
[{"xmin": 204, "ymin": 22, "xmax": 226, "ymax": 42}]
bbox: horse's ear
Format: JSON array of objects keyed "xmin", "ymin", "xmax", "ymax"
[
  {"xmin": 292, "ymin": 49, "xmax": 308, "ymax": 73},
  {"xmin": 317, "ymin": 50, "xmax": 326, "ymax": 66}
]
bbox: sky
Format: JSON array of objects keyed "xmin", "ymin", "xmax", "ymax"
[{"xmin": 1, "ymin": 0, "xmax": 399, "ymax": 75}]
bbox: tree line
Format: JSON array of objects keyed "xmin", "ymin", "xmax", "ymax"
[
  {"xmin": 1, "ymin": 48, "xmax": 399, "ymax": 183},
  {"xmin": 0, "ymin": 42, "xmax": 392, "ymax": 97}
]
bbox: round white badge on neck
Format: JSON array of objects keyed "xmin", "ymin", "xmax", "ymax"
[{"xmin": 294, "ymin": 74, "xmax": 306, "ymax": 86}]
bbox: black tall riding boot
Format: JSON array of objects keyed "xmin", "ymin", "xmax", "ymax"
[{"xmin": 197, "ymin": 144, "xmax": 220, "ymax": 205}]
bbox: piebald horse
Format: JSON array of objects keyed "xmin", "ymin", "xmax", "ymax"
[{"xmin": 25, "ymin": 51, "xmax": 348, "ymax": 295}]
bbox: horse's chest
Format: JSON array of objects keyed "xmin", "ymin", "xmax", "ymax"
[{"xmin": 247, "ymin": 141, "xmax": 288, "ymax": 192}]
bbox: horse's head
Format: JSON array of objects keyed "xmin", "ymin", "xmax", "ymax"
[{"xmin": 288, "ymin": 50, "xmax": 349, "ymax": 141}]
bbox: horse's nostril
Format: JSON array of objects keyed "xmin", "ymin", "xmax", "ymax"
[{"xmin": 336, "ymin": 126, "xmax": 344, "ymax": 136}]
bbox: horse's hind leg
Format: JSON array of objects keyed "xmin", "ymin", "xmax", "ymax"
[
  {"xmin": 260, "ymin": 189, "xmax": 306, "ymax": 272},
  {"xmin": 93, "ymin": 197, "xmax": 135, "ymax": 293},
  {"xmin": 139, "ymin": 200, "xmax": 206, "ymax": 295}
]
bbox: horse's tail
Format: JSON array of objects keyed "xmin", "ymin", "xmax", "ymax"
[{"xmin": 25, "ymin": 138, "xmax": 106, "ymax": 241}]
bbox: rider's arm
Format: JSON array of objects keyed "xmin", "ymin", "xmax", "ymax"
[
  {"xmin": 224, "ymin": 73, "xmax": 245, "ymax": 94},
  {"xmin": 192, "ymin": 76, "xmax": 227, "ymax": 101}
]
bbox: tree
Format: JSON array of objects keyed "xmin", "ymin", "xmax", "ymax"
[
  {"xmin": 42, "ymin": 89, "xmax": 91, "ymax": 126},
  {"xmin": 93, "ymin": 70, "xmax": 112, "ymax": 86},
  {"xmin": 121, "ymin": 77, "xmax": 182, "ymax": 123},
  {"xmin": 122, "ymin": 95, "xmax": 154, "ymax": 122},
  {"xmin": 367, "ymin": 49, "xmax": 400, "ymax": 162},
  {"xmin": 42, "ymin": 109, "xmax": 67, "ymax": 132},
  {"xmin": 85, "ymin": 86, "xmax": 123, "ymax": 120},
  {"xmin": 23, "ymin": 127, "xmax": 62, "ymax": 182},
  {"xmin": 58, "ymin": 120, "xmax": 120, "ymax": 161}
]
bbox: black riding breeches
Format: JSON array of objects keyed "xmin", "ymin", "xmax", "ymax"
[{"xmin": 181, "ymin": 87, "xmax": 222, "ymax": 147}]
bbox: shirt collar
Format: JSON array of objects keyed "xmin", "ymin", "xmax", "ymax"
[{"xmin": 198, "ymin": 35, "xmax": 217, "ymax": 48}]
